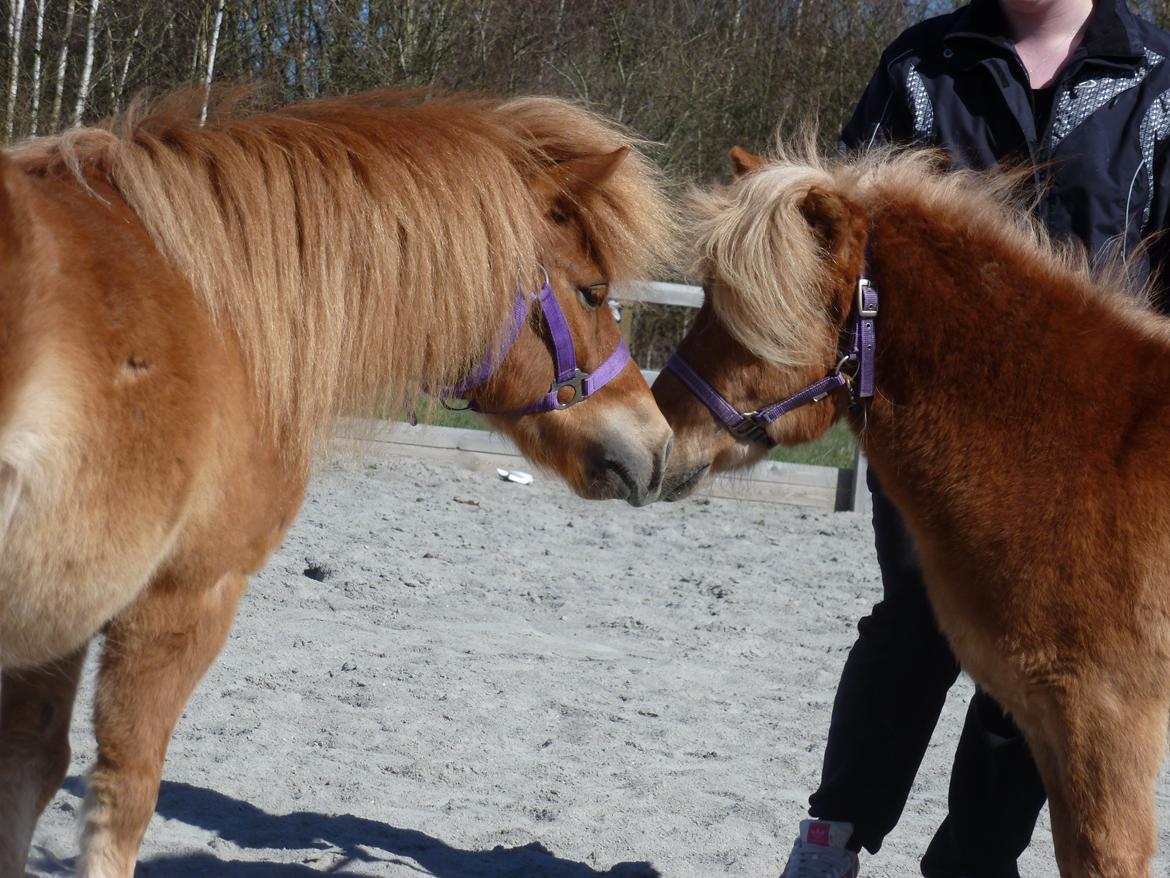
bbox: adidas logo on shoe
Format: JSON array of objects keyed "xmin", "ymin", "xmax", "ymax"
[{"xmin": 779, "ymin": 819, "xmax": 860, "ymax": 878}]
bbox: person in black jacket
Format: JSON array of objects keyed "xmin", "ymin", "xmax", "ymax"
[{"xmin": 781, "ymin": 2, "xmax": 1170, "ymax": 877}]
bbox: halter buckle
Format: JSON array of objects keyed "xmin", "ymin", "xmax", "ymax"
[
  {"xmin": 551, "ymin": 370, "xmax": 589, "ymax": 409},
  {"xmin": 857, "ymin": 277, "xmax": 878, "ymax": 318},
  {"xmin": 730, "ymin": 414, "xmax": 768, "ymax": 441}
]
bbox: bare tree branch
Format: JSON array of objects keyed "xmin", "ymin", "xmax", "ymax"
[{"xmin": 72, "ymin": 0, "xmax": 101, "ymax": 126}]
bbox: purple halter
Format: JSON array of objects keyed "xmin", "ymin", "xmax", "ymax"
[
  {"xmin": 665, "ymin": 275, "xmax": 878, "ymax": 447},
  {"xmin": 442, "ymin": 276, "xmax": 631, "ymax": 415}
]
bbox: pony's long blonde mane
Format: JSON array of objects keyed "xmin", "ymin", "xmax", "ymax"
[
  {"xmin": 692, "ymin": 139, "xmax": 1149, "ymax": 367},
  {"xmin": 11, "ymin": 88, "xmax": 675, "ymax": 464}
]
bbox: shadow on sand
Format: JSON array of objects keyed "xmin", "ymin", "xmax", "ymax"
[{"xmin": 55, "ymin": 776, "xmax": 660, "ymax": 877}]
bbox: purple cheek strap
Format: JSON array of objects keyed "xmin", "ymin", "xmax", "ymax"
[
  {"xmin": 666, "ymin": 274, "xmax": 878, "ymax": 446},
  {"xmin": 665, "ymin": 353, "xmax": 847, "ymax": 447},
  {"xmin": 438, "ymin": 280, "xmax": 631, "ymax": 416}
]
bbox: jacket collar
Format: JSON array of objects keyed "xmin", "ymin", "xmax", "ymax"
[{"xmin": 942, "ymin": 0, "xmax": 1145, "ymax": 71}]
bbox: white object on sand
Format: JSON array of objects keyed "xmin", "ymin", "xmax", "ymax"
[{"xmin": 496, "ymin": 468, "xmax": 534, "ymax": 486}]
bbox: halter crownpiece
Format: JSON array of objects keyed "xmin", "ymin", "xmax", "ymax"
[
  {"xmin": 437, "ymin": 269, "xmax": 631, "ymax": 416},
  {"xmin": 665, "ymin": 272, "xmax": 878, "ymax": 447}
]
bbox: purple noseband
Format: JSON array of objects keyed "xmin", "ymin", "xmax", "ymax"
[
  {"xmin": 441, "ymin": 278, "xmax": 630, "ymax": 415},
  {"xmin": 666, "ymin": 274, "xmax": 878, "ymax": 447}
]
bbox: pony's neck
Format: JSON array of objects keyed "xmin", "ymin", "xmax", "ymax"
[{"xmin": 857, "ymin": 201, "xmax": 1170, "ymax": 514}]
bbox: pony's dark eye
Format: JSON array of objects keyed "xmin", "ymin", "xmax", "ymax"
[{"xmin": 577, "ymin": 283, "xmax": 608, "ymax": 309}]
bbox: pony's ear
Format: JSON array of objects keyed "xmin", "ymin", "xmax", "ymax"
[
  {"xmin": 800, "ymin": 186, "xmax": 860, "ymax": 261},
  {"xmin": 533, "ymin": 147, "xmax": 629, "ymax": 210},
  {"xmin": 729, "ymin": 146, "xmax": 765, "ymax": 177},
  {"xmin": 801, "ymin": 185, "xmax": 868, "ymax": 319}
]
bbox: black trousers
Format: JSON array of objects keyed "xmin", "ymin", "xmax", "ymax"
[{"xmin": 807, "ymin": 472, "xmax": 1048, "ymax": 877}]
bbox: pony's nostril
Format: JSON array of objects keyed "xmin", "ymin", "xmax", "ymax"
[
  {"xmin": 602, "ymin": 458, "xmax": 638, "ymax": 501},
  {"xmin": 647, "ymin": 438, "xmax": 672, "ymax": 497}
]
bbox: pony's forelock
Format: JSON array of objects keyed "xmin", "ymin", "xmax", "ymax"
[
  {"xmin": 689, "ymin": 157, "xmax": 837, "ymax": 369},
  {"xmin": 497, "ymin": 96, "xmax": 679, "ymax": 284}
]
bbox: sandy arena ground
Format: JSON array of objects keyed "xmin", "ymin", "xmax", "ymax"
[{"xmin": 26, "ymin": 452, "xmax": 1170, "ymax": 877}]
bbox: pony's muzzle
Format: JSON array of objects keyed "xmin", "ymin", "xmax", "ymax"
[
  {"xmin": 621, "ymin": 434, "xmax": 671, "ymax": 507},
  {"xmin": 660, "ymin": 461, "xmax": 710, "ymax": 503},
  {"xmin": 590, "ymin": 429, "xmax": 671, "ymax": 507}
]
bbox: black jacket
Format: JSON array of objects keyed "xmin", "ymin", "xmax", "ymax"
[{"xmin": 841, "ymin": 0, "xmax": 1170, "ymax": 304}]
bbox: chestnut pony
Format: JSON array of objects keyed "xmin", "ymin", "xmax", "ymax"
[
  {"xmin": 0, "ymin": 89, "xmax": 674, "ymax": 877},
  {"xmin": 653, "ymin": 144, "xmax": 1170, "ymax": 877}
]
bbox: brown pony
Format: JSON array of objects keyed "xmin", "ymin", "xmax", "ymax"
[
  {"xmin": 653, "ymin": 143, "xmax": 1170, "ymax": 877},
  {"xmin": 0, "ymin": 88, "xmax": 675, "ymax": 877}
]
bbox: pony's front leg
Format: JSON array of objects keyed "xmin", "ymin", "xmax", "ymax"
[
  {"xmin": 1024, "ymin": 685, "xmax": 1168, "ymax": 878},
  {"xmin": 1024, "ymin": 734, "xmax": 1077, "ymax": 878},
  {"xmin": 79, "ymin": 572, "xmax": 247, "ymax": 878},
  {"xmin": 0, "ymin": 647, "xmax": 87, "ymax": 878}
]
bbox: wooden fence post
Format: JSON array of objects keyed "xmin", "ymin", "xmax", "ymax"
[{"xmin": 850, "ymin": 445, "xmax": 870, "ymax": 515}]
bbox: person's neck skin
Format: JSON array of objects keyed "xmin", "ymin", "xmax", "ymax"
[{"xmin": 999, "ymin": 0, "xmax": 1096, "ymax": 87}]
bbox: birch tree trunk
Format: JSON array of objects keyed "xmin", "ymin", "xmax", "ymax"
[
  {"xmin": 294, "ymin": 0, "xmax": 307, "ymax": 96},
  {"xmin": 189, "ymin": 2, "xmax": 207, "ymax": 81},
  {"xmin": 113, "ymin": 8, "xmax": 146, "ymax": 114},
  {"xmin": 5, "ymin": 0, "xmax": 27, "ymax": 140},
  {"xmin": 104, "ymin": 21, "xmax": 113, "ymax": 110},
  {"xmin": 309, "ymin": 0, "xmax": 330, "ymax": 95},
  {"xmin": 71, "ymin": 0, "xmax": 100, "ymax": 126},
  {"xmin": 200, "ymin": 0, "xmax": 226, "ymax": 123},
  {"xmin": 542, "ymin": 0, "xmax": 567, "ymax": 87},
  {"xmin": 27, "ymin": 0, "xmax": 44, "ymax": 134},
  {"xmin": 50, "ymin": 0, "xmax": 76, "ymax": 132}
]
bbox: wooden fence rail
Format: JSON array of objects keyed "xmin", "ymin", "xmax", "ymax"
[{"xmin": 336, "ymin": 281, "xmax": 869, "ymax": 512}]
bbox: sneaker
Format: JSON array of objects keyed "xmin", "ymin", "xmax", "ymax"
[{"xmin": 779, "ymin": 819, "xmax": 860, "ymax": 878}]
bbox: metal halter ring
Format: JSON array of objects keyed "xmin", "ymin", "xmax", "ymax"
[{"xmin": 551, "ymin": 369, "xmax": 589, "ymax": 409}]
